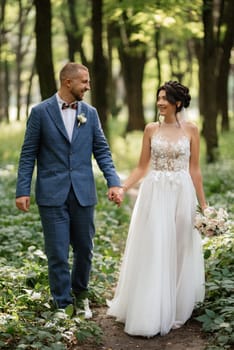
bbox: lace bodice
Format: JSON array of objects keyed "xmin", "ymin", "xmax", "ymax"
[{"xmin": 151, "ymin": 135, "xmax": 190, "ymax": 172}]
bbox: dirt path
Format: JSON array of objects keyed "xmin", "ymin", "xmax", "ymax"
[{"xmin": 74, "ymin": 306, "xmax": 208, "ymax": 350}]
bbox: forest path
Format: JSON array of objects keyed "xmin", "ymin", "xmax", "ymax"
[{"xmin": 73, "ymin": 306, "xmax": 208, "ymax": 350}]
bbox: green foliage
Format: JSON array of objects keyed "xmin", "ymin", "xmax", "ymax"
[
  {"xmin": 0, "ymin": 122, "xmax": 25, "ymax": 166},
  {"xmin": 197, "ymin": 235, "xmax": 234, "ymax": 349},
  {"xmin": 194, "ymin": 139, "xmax": 234, "ymax": 349}
]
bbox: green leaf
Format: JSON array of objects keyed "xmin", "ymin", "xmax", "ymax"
[
  {"xmin": 64, "ymin": 303, "xmax": 74, "ymax": 317},
  {"xmin": 217, "ymin": 335, "xmax": 229, "ymax": 345},
  {"xmin": 204, "ymin": 249, "xmax": 211, "ymax": 259},
  {"xmin": 205, "ymin": 309, "xmax": 217, "ymax": 318}
]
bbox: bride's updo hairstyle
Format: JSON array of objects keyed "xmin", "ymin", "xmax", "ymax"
[{"xmin": 157, "ymin": 81, "xmax": 191, "ymax": 113}]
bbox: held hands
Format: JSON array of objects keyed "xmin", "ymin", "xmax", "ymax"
[{"xmin": 108, "ymin": 187, "xmax": 125, "ymax": 207}]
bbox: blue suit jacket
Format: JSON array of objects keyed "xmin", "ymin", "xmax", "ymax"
[{"xmin": 16, "ymin": 94, "xmax": 120, "ymax": 206}]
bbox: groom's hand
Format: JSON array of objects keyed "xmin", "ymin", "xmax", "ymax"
[
  {"xmin": 16, "ymin": 196, "xmax": 30, "ymax": 212},
  {"xmin": 108, "ymin": 187, "xmax": 124, "ymax": 207}
]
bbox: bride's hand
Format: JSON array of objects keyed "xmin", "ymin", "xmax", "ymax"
[
  {"xmin": 108, "ymin": 187, "xmax": 125, "ymax": 207},
  {"xmin": 113, "ymin": 188, "xmax": 125, "ymax": 207},
  {"xmin": 200, "ymin": 203, "xmax": 208, "ymax": 213}
]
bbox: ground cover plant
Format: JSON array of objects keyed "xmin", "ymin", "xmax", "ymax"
[
  {"xmin": 196, "ymin": 157, "xmax": 234, "ymax": 349},
  {"xmin": 0, "ymin": 121, "xmax": 233, "ymax": 349},
  {"xmin": 0, "ymin": 122, "xmax": 130, "ymax": 349}
]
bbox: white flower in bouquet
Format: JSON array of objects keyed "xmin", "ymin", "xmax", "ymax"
[
  {"xmin": 194, "ymin": 206, "xmax": 229, "ymax": 237},
  {"xmin": 217, "ymin": 207, "xmax": 229, "ymax": 220},
  {"xmin": 203, "ymin": 206, "xmax": 216, "ymax": 219},
  {"xmin": 194, "ymin": 214, "xmax": 204, "ymax": 228}
]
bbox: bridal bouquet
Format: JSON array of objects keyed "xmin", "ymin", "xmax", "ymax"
[{"xmin": 194, "ymin": 206, "xmax": 229, "ymax": 237}]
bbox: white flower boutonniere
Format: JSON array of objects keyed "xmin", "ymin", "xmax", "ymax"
[{"xmin": 77, "ymin": 113, "xmax": 87, "ymax": 127}]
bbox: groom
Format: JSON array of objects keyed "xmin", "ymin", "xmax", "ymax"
[{"xmin": 16, "ymin": 62, "xmax": 122, "ymax": 313}]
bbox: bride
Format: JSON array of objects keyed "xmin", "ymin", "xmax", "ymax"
[{"xmin": 108, "ymin": 81, "xmax": 207, "ymax": 337}]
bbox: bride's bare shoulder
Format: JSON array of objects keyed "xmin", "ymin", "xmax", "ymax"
[
  {"xmin": 183, "ymin": 120, "xmax": 199, "ymax": 136},
  {"xmin": 145, "ymin": 122, "xmax": 160, "ymax": 136}
]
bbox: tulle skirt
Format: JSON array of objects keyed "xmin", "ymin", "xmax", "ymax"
[{"xmin": 107, "ymin": 170, "xmax": 205, "ymax": 337}]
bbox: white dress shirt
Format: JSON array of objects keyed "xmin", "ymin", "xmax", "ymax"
[{"xmin": 56, "ymin": 93, "xmax": 77, "ymax": 142}]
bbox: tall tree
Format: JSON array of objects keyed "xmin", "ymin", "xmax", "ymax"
[
  {"xmin": 63, "ymin": 0, "xmax": 89, "ymax": 67},
  {"xmin": 104, "ymin": 0, "xmax": 200, "ymax": 131},
  {"xmin": 201, "ymin": 0, "xmax": 234, "ymax": 162},
  {"xmin": 34, "ymin": 0, "xmax": 56, "ymax": 100},
  {"xmin": 216, "ymin": 0, "xmax": 234, "ymax": 131},
  {"xmin": 202, "ymin": 0, "xmax": 219, "ymax": 162},
  {"xmin": 0, "ymin": 0, "xmax": 8, "ymax": 122},
  {"xmin": 15, "ymin": 0, "xmax": 34, "ymax": 120},
  {"xmin": 91, "ymin": 0, "xmax": 109, "ymax": 134},
  {"xmin": 106, "ymin": 22, "xmax": 122, "ymax": 118},
  {"xmin": 118, "ymin": 38, "xmax": 146, "ymax": 132},
  {"xmin": 111, "ymin": 8, "xmax": 147, "ymax": 132}
]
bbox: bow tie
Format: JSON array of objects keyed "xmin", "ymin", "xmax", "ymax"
[{"xmin": 62, "ymin": 102, "xmax": 78, "ymax": 110}]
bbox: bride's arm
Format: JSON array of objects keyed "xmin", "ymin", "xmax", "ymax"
[
  {"xmin": 189, "ymin": 124, "xmax": 207, "ymax": 210},
  {"xmin": 121, "ymin": 123, "xmax": 154, "ymax": 192}
]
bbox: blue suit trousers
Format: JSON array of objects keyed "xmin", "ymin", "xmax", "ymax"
[{"xmin": 39, "ymin": 186, "xmax": 95, "ymax": 308}]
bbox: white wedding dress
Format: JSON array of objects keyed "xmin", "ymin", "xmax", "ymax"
[{"xmin": 107, "ymin": 124, "xmax": 205, "ymax": 337}]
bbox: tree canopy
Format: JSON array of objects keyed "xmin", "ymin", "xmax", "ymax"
[{"xmin": 0, "ymin": 0, "xmax": 233, "ymax": 161}]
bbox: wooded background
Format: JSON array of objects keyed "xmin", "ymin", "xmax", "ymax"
[
  {"xmin": 0, "ymin": 2, "xmax": 234, "ymax": 348},
  {"xmin": 0, "ymin": 0, "xmax": 234, "ymax": 162}
]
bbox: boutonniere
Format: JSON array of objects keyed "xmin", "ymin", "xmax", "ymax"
[{"xmin": 77, "ymin": 113, "xmax": 87, "ymax": 127}]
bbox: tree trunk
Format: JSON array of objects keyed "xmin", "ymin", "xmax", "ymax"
[
  {"xmin": 107, "ymin": 22, "xmax": 121, "ymax": 118},
  {"xmin": 4, "ymin": 59, "xmax": 9, "ymax": 122},
  {"xmin": 15, "ymin": 0, "xmax": 34, "ymax": 121},
  {"xmin": 66, "ymin": 0, "xmax": 77, "ymax": 62},
  {"xmin": 217, "ymin": 0, "xmax": 234, "ymax": 131},
  {"xmin": 26, "ymin": 58, "xmax": 36, "ymax": 118},
  {"xmin": 202, "ymin": 0, "xmax": 219, "ymax": 162},
  {"xmin": 0, "ymin": 0, "xmax": 8, "ymax": 122},
  {"xmin": 65, "ymin": 0, "xmax": 89, "ymax": 67},
  {"xmin": 34, "ymin": 0, "xmax": 56, "ymax": 100},
  {"xmin": 218, "ymin": 59, "xmax": 230, "ymax": 131},
  {"xmin": 91, "ymin": 0, "xmax": 109, "ymax": 135},
  {"xmin": 186, "ymin": 40, "xmax": 194, "ymax": 88},
  {"xmin": 155, "ymin": 26, "xmax": 162, "ymax": 91},
  {"xmin": 118, "ymin": 48, "xmax": 146, "ymax": 132},
  {"xmin": 16, "ymin": 0, "xmax": 23, "ymax": 121},
  {"xmin": 194, "ymin": 39, "xmax": 205, "ymax": 130},
  {"xmin": 154, "ymin": 26, "xmax": 161, "ymax": 121}
]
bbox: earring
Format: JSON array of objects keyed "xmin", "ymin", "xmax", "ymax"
[{"xmin": 157, "ymin": 112, "xmax": 163, "ymax": 124}]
